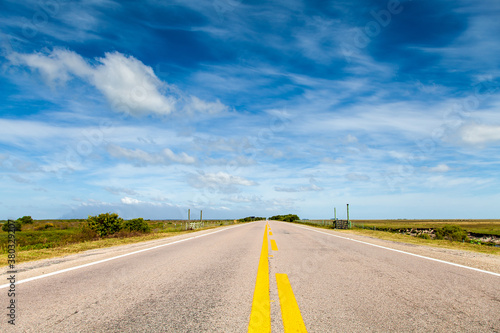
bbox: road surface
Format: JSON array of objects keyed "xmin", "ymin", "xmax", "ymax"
[{"xmin": 1, "ymin": 221, "xmax": 499, "ymax": 332}]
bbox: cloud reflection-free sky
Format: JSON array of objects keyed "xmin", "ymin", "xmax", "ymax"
[{"xmin": 1, "ymin": 0, "xmax": 500, "ymax": 219}]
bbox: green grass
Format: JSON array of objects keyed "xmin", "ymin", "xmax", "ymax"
[
  {"xmin": 290, "ymin": 219, "xmax": 500, "ymax": 256},
  {"xmin": 339, "ymin": 228, "xmax": 500, "ymax": 256},
  {"xmin": 350, "ymin": 219, "xmax": 500, "ymax": 236},
  {"xmin": 0, "ymin": 219, "xmax": 244, "ymax": 266},
  {"xmin": 298, "ymin": 219, "xmax": 500, "ymax": 236}
]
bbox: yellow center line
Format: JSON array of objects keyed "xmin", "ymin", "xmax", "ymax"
[
  {"xmin": 270, "ymin": 239, "xmax": 278, "ymax": 251},
  {"xmin": 276, "ymin": 273, "xmax": 308, "ymax": 332},
  {"xmin": 249, "ymin": 223, "xmax": 308, "ymax": 332},
  {"xmin": 248, "ymin": 223, "xmax": 271, "ymax": 332},
  {"xmin": 269, "ymin": 231, "xmax": 273, "ymax": 235}
]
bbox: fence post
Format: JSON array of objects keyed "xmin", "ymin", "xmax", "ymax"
[{"xmin": 347, "ymin": 204, "xmax": 350, "ymax": 229}]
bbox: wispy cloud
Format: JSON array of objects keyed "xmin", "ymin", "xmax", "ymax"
[
  {"xmin": 1, "ymin": 1, "xmax": 500, "ymax": 219},
  {"xmin": 426, "ymin": 164, "xmax": 451, "ymax": 173},
  {"xmin": 7, "ymin": 49, "xmax": 228, "ymax": 116},
  {"xmin": 188, "ymin": 171, "xmax": 257, "ymax": 193},
  {"xmin": 107, "ymin": 144, "xmax": 196, "ymax": 165},
  {"xmin": 459, "ymin": 124, "xmax": 500, "ymax": 145}
]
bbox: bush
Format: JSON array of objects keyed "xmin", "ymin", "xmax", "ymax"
[
  {"xmin": 238, "ymin": 216, "xmax": 265, "ymax": 222},
  {"xmin": 17, "ymin": 216, "xmax": 34, "ymax": 224},
  {"xmin": 418, "ymin": 233, "xmax": 431, "ymax": 240},
  {"xmin": 44, "ymin": 223, "xmax": 55, "ymax": 229},
  {"xmin": 2, "ymin": 220, "xmax": 22, "ymax": 232},
  {"xmin": 86, "ymin": 213, "xmax": 123, "ymax": 237},
  {"xmin": 435, "ymin": 225, "xmax": 469, "ymax": 242},
  {"xmin": 269, "ymin": 214, "xmax": 300, "ymax": 222},
  {"xmin": 122, "ymin": 218, "xmax": 151, "ymax": 233}
]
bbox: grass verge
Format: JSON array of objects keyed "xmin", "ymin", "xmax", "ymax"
[
  {"xmin": 0, "ymin": 224, "xmax": 228, "ymax": 267},
  {"xmin": 289, "ymin": 220, "xmax": 500, "ymax": 256},
  {"xmin": 336, "ymin": 228, "xmax": 500, "ymax": 256}
]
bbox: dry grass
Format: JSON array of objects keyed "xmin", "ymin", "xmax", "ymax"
[
  {"xmin": 292, "ymin": 219, "xmax": 500, "ymax": 255},
  {"xmin": 336, "ymin": 228, "xmax": 500, "ymax": 256}
]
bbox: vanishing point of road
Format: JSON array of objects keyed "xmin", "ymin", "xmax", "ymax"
[{"xmin": 1, "ymin": 220, "xmax": 499, "ymax": 332}]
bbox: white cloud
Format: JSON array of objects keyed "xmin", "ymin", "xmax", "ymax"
[
  {"xmin": 274, "ymin": 184, "xmax": 323, "ymax": 192},
  {"xmin": 189, "ymin": 171, "xmax": 256, "ymax": 193},
  {"xmin": 322, "ymin": 157, "xmax": 345, "ymax": 164},
  {"xmin": 346, "ymin": 134, "xmax": 358, "ymax": 143},
  {"xmin": 460, "ymin": 124, "xmax": 500, "ymax": 145},
  {"xmin": 104, "ymin": 187, "xmax": 138, "ymax": 195},
  {"xmin": 92, "ymin": 52, "xmax": 176, "ymax": 115},
  {"xmin": 427, "ymin": 164, "xmax": 451, "ymax": 173},
  {"xmin": 185, "ymin": 96, "xmax": 228, "ymax": 114},
  {"xmin": 107, "ymin": 144, "xmax": 196, "ymax": 165},
  {"xmin": 163, "ymin": 148, "xmax": 196, "ymax": 164},
  {"xmin": 8, "ymin": 49, "xmax": 227, "ymax": 116},
  {"xmin": 197, "ymin": 171, "xmax": 256, "ymax": 186},
  {"xmin": 121, "ymin": 197, "xmax": 142, "ymax": 204},
  {"xmin": 223, "ymin": 194, "xmax": 261, "ymax": 203},
  {"xmin": 346, "ymin": 173, "xmax": 370, "ymax": 182}
]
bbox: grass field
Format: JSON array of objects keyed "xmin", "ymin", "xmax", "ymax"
[
  {"xmin": 351, "ymin": 219, "xmax": 500, "ymax": 236},
  {"xmin": 299, "ymin": 219, "xmax": 500, "ymax": 236},
  {"xmin": 0, "ymin": 218, "xmax": 243, "ymax": 266},
  {"xmin": 292, "ymin": 219, "xmax": 500, "ymax": 256}
]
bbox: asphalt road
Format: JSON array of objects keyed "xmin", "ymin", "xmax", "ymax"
[{"xmin": 2, "ymin": 220, "xmax": 499, "ymax": 332}]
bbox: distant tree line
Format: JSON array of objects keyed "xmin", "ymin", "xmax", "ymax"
[
  {"xmin": 269, "ymin": 214, "xmax": 300, "ymax": 222},
  {"xmin": 238, "ymin": 216, "xmax": 265, "ymax": 222},
  {"xmin": 1, "ymin": 216, "xmax": 33, "ymax": 232}
]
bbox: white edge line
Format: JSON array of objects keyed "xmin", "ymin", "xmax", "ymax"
[
  {"xmin": 0, "ymin": 222, "xmax": 256, "ymax": 289},
  {"xmin": 285, "ymin": 222, "xmax": 500, "ymax": 278}
]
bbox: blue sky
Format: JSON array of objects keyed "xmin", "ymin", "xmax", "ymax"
[{"xmin": 1, "ymin": 0, "xmax": 500, "ymax": 220}]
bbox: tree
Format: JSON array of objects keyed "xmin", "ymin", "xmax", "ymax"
[
  {"xmin": 122, "ymin": 218, "xmax": 151, "ymax": 233},
  {"xmin": 17, "ymin": 216, "xmax": 33, "ymax": 224},
  {"xmin": 86, "ymin": 213, "xmax": 123, "ymax": 237},
  {"xmin": 2, "ymin": 220, "xmax": 22, "ymax": 232},
  {"xmin": 238, "ymin": 216, "xmax": 265, "ymax": 222},
  {"xmin": 269, "ymin": 214, "xmax": 300, "ymax": 222}
]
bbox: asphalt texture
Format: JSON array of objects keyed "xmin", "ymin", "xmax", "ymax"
[{"xmin": 1, "ymin": 220, "xmax": 499, "ymax": 332}]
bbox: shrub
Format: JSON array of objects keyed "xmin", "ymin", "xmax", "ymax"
[
  {"xmin": 435, "ymin": 225, "xmax": 469, "ymax": 242},
  {"xmin": 122, "ymin": 218, "xmax": 151, "ymax": 233},
  {"xmin": 238, "ymin": 216, "xmax": 265, "ymax": 222},
  {"xmin": 418, "ymin": 233, "xmax": 431, "ymax": 240},
  {"xmin": 44, "ymin": 223, "xmax": 55, "ymax": 229},
  {"xmin": 269, "ymin": 214, "xmax": 300, "ymax": 222},
  {"xmin": 17, "ymin": 216, "xmax": 34, "ymax": 224},
  {"xmin": 86, "ymin": 213, "xmax": 123, "ymax": 237},
  {"xmin": 2, "ymin": 220, "xmax": 22, "ymax": 232}
]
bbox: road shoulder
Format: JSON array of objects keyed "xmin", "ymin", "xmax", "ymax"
[{"xmin": 285, "ymin": 223, "xmax": 500, "ymax": 274}]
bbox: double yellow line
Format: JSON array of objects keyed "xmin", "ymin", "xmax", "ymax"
[{"xmin": 248, "ymin": 223, "xmax": 307, "ymax": 332}]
